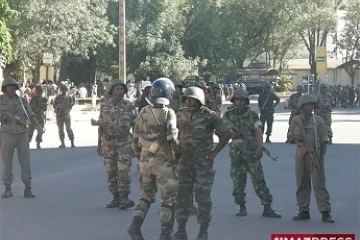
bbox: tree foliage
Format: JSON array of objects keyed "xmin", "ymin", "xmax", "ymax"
[{"xmin": 0, "ymin": 0, "xmax": 16, "ymax": 64}]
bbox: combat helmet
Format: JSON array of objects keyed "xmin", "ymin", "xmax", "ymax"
[
  {"xmin": 263, "ymin": 82, "xmax": 272, "ymax": 88},
  {"xmin": 298, "ymin": 94, "xmax": 317, "ymax": 110},
  {"xmin": 182, "ymin": 86, "xmax": 205, "ymax": 105},
  {"xmin": 109, "ymin": 79, "xmax": 128, "ymax": 95},
  {"xmin": 320, "ymin": 83, "xmax": 328, "ymax": 89},
  {"xmin": 150, "ymin": 78, "xmax": 175, "ymax": 105},
  {"xmin": 231, "ymin": 89, "xmax": 250, "ymax": 104},
  {"xmin": 1, "ymin": 78, "xmax": 19, "ymax": 92},
  {"xmin": 34, "ymin": 84, "xmax": 44, "ymax": 92},
  {"xmin": 60, "ymin": 84, "xmax": 69, "ymax": 91},
  {"xmin": 170, "ymin": 78, "xmax": 183, "ymax": 87},
  {"xmin": 296, "ymin": 85, "xmax": 304, "ymax": 91}
]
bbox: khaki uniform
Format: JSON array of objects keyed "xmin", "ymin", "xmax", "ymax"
[
  {"xmin": 0, "ymin": 95, "xmax": 35, "ymax": 185},
  {"xmin": 289, "ymin": 114, "xmax": 331, "ymax": 213},
  {"xmin": 316, "ymin": 92, "xmax": 333, "ymax": 137},
  {"xmin": 28, "ymin": 95, "xmax": 47, "ymax": 143}
]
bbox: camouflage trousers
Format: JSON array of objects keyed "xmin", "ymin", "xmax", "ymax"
[
  {"xmin": 101, "ymin": 137, "xmax": 133, "ymax": 198},
  {"xmin": 133, "ymin": 148, "xmax": 177, "ymax": 226},
  {"xmin": 260, "ymin": 111, "xmax": 274, "ymax": 136},
  {"xmin": 1, "ymin": 132, "xmax": 32, "ymax": 185},
  {"xmin": 28, "ymin": 116, "xmax": 45, "ymax": 143},
  {"xmin": 56, "ymin": 113, "xmax": 74, "ymax": 140},
  {"xmin": 229, "ymin": 147, "xmax": 273, "ymax": 205},
  {"xmin": 316, "ymin": 110, "xmax": 333, "ymax": 137},
  {"xmin": 175, "ymin": 155, "xmax": 215, "ymax": 226}
]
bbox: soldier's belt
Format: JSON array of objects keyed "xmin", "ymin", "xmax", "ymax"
[{"xmin": 231, "ymin": 138, "xmax": 243, "ymax": 143}]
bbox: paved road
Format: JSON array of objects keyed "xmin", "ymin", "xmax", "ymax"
[{"xmin": 1, "ymin": 102, "xmax": 359, "ymax": 240}]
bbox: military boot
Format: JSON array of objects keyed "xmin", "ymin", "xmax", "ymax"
[
  {"xmin": 262, "ymin": 205, "xmax": 281, "ymax": 218},
  {"xmin": 329, "ymin": 137, "xmax": 333, "ymax": 145},
  {"xmin": 195, "ymin": 225, "xmax": 208, "ymax": 240},
  {"xmin": 235, "ymin": 204, "xmax": 247, "ymax": 217},
  {"xmin": 59, "ymin": 139, "xmax": 65, "ymax": 148},
  {"xmin": 24, "ymin": 183, "xmax": 36, "ymax": 198},
  {"xmin": 292, "ymin": 211, "xmax": 310, "ymax": 221},
  {"xmin": 190, "ymin": 204, "xmax": 198, "ymax": 215},
  {"xmin": 173, "ymin": 222, "xmax": 188, "ymax": 240},
  {"xmin": 159, "ymin": 224, "xmax": 173, "ymax": 240},
  {"xmin": 119, "ymin": 194, "xmax": 135, "ymax": 209},
  {"xmin": 321, "ymin": 212, "xmax": 334, "ymax": 223},
  {"xmin": 36, "ymin": 142, "xmax": 41, "ymax": 149},
  {"xmin": 1, "ymin": 184, "xmax": 13, "ymax": 198},
  {"xmin": 127, "ymin": 216, "xmax": 145, "ymax": 240},
  {"xmin": 71, "ymin": 139, "xmax": 75, "ymax": 148},
  {"xmin": 106, "ymin": 193, "xmax": 120, "ymax": 208},
  {"xmin": 266, "ymin": 135, "xmax": 271, "ymax": 143}
]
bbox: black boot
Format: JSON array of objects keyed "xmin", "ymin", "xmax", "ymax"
[
  {"xmin": 321, "ymin": 211, "xmax": 334, "ymax": 223},
  {"xmin": 119, "ymin": 194, "xmax": 135, "ymax": 209},
  {"xmin": 173, "ymin": 222, "xmax": 188, "ymax": 240},
  {"xmin": 262, "ymin": 204, "xmax": 281, "ymax": 218},
  {"xmin": 128, "ymin": 216, "xmax": 145, "ymax": 240},
  {"xmin": 159, "ymin": 224, "xmax": 173, "ymax": 240},
  {"xmin": 292, "ymin": 211, "xmax": 310, "ymax": 221},
  {"xmin": 106, "ymin": 193, "xmax": 120, "ymax": 208},
  {"xmin": 1, "ymin": 184, "xmax": 13, "ymax": 198},
  {"xmin": 195, "ymin": 225, "xmax": 208, "ymax": 240},
  {"xmin": 235, "ymin": 204, "xmax": 247, "ymax": 217},
  {"xmin": 70, "ymin": 139, "xmax": 75, "ymax": 148},
  {"xmin": 36, "ymin": 142, "xmax": 41, "ymax": 149},
  {"xmin": 24, "ymin": 183, "xmax": 36, "ymax": 198},
  {"xmin": 266, "ymin": 136, "xmax": 271, "ymax": 143},
  {"xmin": 59, "ymin": 139, "xmax": 65, "ymax": 148}
]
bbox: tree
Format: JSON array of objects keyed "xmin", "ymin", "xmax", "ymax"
[
  {"xmin": 283, "ymin": 0, "xmax": 342, "ymax": 81},
  {"xmin": 7, "ymin": 0, "xmax": 115, "ymax": 81},
  {"xmin": 334, "ymin": 0, "xmax": 360, "ymax": 84},
  {"xmin": 0, "ymin": 0, "xmax": 16, "ymax": 65}
]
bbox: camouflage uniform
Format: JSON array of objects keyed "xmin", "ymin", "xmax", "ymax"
[
  {"xmin": 316, "ymin": 84, "xmax": 333, "ymax": 143},
  {"xmin": 258, "ymin": 83, "xmax": 280, "ymax": 142},
  {"xmin": 174, "ymin": 86, "xmax": 232, "ymax": 240},
  {"xmin": 223, "ymin": 89, "xmax": 281, "ymax": 218},
  {"xmin": 0, "ymin": 78, "xmax": 37, "ymax": 198},
  {"xmin": 128, "ymin": 78, "xmax": 178, "ymax": 240},
  {"xmin": 286, "ymin": 85, "xmax": 304, "ymax": 142},
  {"xmin": 288, "ymin": 94, "xmax": 334, "ymax": 223},
  {"xmin": 28, "ymin": 86, "xmax": 47, "ymax": 149},
  {"xmin": 98, "ymin": 80, "xmax": 136, "ymax": 209},
  {"xmin": 53, "ymin": 85, "xmax": 75, "ymax": 148},
  {"xmin": 207, "ymin": 84, "xmax": 222, "ymax": 115}
]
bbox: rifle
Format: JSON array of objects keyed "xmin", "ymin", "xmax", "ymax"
[{"xmin": 223, "ymin": 116, "xmax": 278, "ymax": 161}]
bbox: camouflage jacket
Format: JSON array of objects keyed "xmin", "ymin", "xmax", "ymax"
[
  {"xmin": 288, "ymin": 93, "xmax": 302, "ymax": 113},
  {"xmin": 316, "ymin": 92, "xmax": 333, "ymax": 111},
  {"xmin": 98, "ymin": 97, "xmax": 137, "ymax": 141},
  {"xmin": 176, "ymin": 106, "xmax": 231, "ymax": 156},
  {"xmin": 133, "ymin": 105, "xmax": 178, "ymax": 155},
  {"xmin": 53, "ymin": 94, "xmax": 75, "ymax": 116},
  {"xmin": 29, "ymin": 96, "xmax": 47, "ymax": 118},
  {"xmin": 222, "ymin": 107, "xmax": 262, "ymax": 151},
  {"xmin": 207, "ymin": 92, "xmax": 222, "ymax": 112},
  {"xmin": 258, "ymin": 92, "xmax": 280, "ymax": 113},
  {"xmin": 169, "ymin": 97, "xmax": 185, "ymax": 113},
  {"xmin": 0, "ymin": 95, "xmax": 35, "ymax": 134}
]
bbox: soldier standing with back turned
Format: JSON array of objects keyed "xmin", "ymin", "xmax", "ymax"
[
  {"xmin": 286, "ymin": 85, "xmax": 304, "ymax": 143},
  {"xmin": 0, "ymin": 78, "xmax": 44, "ymax": 198},
  {"xmin": 53, "ymin": 84, "xmax": 75, "ymax": 148},
  {"xmin": 28, "ymin": 85, "xmax": 47, "ymax": 149},
  {"xmin": 288, "ymin": 94, "xmax": 334, "ymax": 223},
  {"xmin": 92, "ymin": 79, "xmax": 136, "ymax": 209},
  {"xmin": 173, "ymin": 86, "xmax": 232, "ymax": 240},
  {"xmin": 258, "ymin": 82, "xmax": 280, "ymax": 143},
  {"xmin": 128, "ymin": 78, "xmax": 178, "ymax": 240},
  {"xmin": 223, "ymin": 89, "xmax": 281, "ymax": 218}
]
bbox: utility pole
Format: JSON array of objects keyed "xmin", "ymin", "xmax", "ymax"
[{"xmin": 119, "ymin": 0, "xmax": 126, "ymax": 83}]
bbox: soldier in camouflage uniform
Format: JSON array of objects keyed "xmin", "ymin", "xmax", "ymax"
[
  {"xmin": 173, "ymin": 86, "xmax": 232, "ymax": 240},
  {"xmin": 0, "ymin": 78, "xmax": 44, "ymax": 199},
  {"xmin": 286, "ymin": 85, "xmax": 304, "ymax": 143},
  {"xmin": 258, "ymin": 82, "xmax": 280, "ymax": 143},
  {"xmin": 128, "ymin": 78, "xmax": 178, "ymax": 240},
  {"xmin": 169, "ymin": 78, "xmax": 185, "ymax": 113},
  {"xmin": 207, "ymin": 83, "xmax": 222, "ymax": 115},
  {"xmin": 28, "ymin": 85, "xmax": 47, "ymax": 149},
  {"xmin": 288, "ymin": 94, "xmax": 334, "ymax": 223},
  {"xmin": 93, "ymin": 79, "xmax": 136, "ymax": 209},
  {"xmin": 315, "ymin": 83, "xmax": 333, "ymax": 144},
  {"xmin": 222, "ymin": 89, "xmax": 281, "ymax": 218},
  {"xmin": 53, "ymin": 84, "xmax": 75, "ymax": 148}
]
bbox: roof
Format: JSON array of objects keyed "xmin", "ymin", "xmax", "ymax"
[
  {"xmin": 285, "ymin": 59, "xmax": 343, "ymax": 70},
  {"xmin": 336, "ymin": 59, "xmax": 360, "ymax": 69},
  {"xmin": 238, "ymin": 68, "xmax": 280, "ymax": 76}
]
